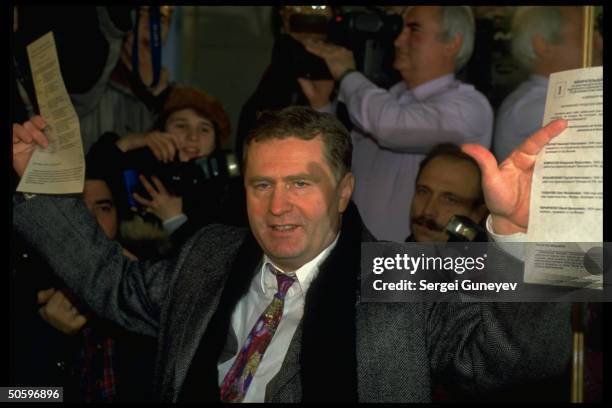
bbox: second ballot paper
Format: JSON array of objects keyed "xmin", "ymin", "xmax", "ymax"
[
  {"xmin": 17, "ymin": 31, "xmax": 84, "ymax": 194},
  {"xmin": 524, "ymin": 67, "xmax": 603, "ymax": 290}
]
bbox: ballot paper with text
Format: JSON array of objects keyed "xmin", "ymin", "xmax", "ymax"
[
  {"xmin": 524, "ymin": 67, "xmax": 603, "ymax": 290},
  {"xmin": 17, "ymin": 31, "xmax": 84, "ymax": 194}
]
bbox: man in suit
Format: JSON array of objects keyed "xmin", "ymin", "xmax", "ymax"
[{"xmin": 13, "ymin": 106, "xmax": 571, "ymax": 402}]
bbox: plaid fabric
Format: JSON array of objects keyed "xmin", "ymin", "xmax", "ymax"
[{"xmin": 78, "ymin": 327, "xmax": 117, "ymax": 402}]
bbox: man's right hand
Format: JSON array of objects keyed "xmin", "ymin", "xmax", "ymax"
[{"xmin": 12, "ymin": 116, "xmax": 48, "ymax": 177}]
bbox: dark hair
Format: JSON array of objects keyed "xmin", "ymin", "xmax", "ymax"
[
  {"xmin": 243, "ymin": 106, "xmax": 352, "ymax": 182},
  {"xmin": 416, "ymin": 143, "xmax": 484, "ymax": 207}
]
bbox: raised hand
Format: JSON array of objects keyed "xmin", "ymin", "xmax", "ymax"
[
  {"xmin": 462, "ymin": 119, "xmax": 567, "ymax": 235},
  {"xmin": 132, "ymin": 174, "xmax": 183, "ymax": 221},
  {"xmin": 303, "ymin": 39, "xmax": 356, "ymax": 80},
  {"xmin": 296, "ymin": 78, "xmax": 336, "ymax": 109},
  {"xmin": 12, "ymin": 116, "xmax": 49, "ymax": 177}
]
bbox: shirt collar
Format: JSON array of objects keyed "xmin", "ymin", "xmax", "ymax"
[{"xmin": 258, "ymin": 233, "xmax": 340, "ymax": 296}]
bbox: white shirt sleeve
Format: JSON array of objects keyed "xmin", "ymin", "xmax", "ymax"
[
  {"xmin": 339, "ymin": 71, "xmax": 492, "ymax": 153},
  {"xmin": 485, "ymin": 215, "xmax": 526, "ymax": 262},
  {"xmin": 162, "ymin": 213, "xmax": 188, "ymax": 235}
]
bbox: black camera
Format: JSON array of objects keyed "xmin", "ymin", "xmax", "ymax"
[
  {"xmin": 124, "ymin": 151, "xmax": 241, "ymax": 206},
  {"xmin": 287, "ymin": 7, "xmax": 403, "ymax": 87}
]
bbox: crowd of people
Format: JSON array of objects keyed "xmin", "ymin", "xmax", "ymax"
[{"xmin": 10, "ymin": 5, "xmax": 602, "ymax": 403}]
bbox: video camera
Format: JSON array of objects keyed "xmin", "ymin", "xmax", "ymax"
[
  {"xmin": 123, "ymin": 150, "xmax": 241, "ymax": 210},
  {"xmin": 286, "ymin": 6, "xmax": 403, "ymax": 87}
]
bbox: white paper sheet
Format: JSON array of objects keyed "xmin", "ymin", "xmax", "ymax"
[
  {"xmin": 524, "ymin": 67, "xmax": 603, "ymax": 290},
  {"xmin": 17, "ymin": 31, "xmax": 84, "ymax": 194}
]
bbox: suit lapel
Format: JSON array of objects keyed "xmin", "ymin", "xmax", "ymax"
[
  {"xmin": 265, "ymin": 322, "xmax": 303, "ymax": 402},
  {"xmin": 178, "ymin": 231, "xmax": 263, "ymax": 402}
]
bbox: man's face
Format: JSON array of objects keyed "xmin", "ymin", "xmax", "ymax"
[
  {"xmin": 410, "ymin": 156, "xmax": 486, "ymax": 242},
  {"xmin": 83, "ymin": 180, "xmax": 118, "ymax": 240},
  {"xmin": 165, "ymin": 108, "xmax": 216, "ymax": 162},
  {"xmin": 122, "ymin": 6, "xmax": 173, "ymax": 85},
  {"xmin": 244, "ymin": 136, "xmax": 353, "ymax": 272},
  {"xmin": 548, "ymin": 7, "xmax": 602, "ymax": 70},
  {"xmin": 393, "ymin": 6, "xmax": 456, "ymax": 87}
]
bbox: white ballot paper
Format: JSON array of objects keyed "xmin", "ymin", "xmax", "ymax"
[
  {"xmin": 17, "ymin": 31, "xmax": 84, "ymax": 194},
  {"xmin": 524, "ymin": 67, "xmax": 603, "ymax": 290}
]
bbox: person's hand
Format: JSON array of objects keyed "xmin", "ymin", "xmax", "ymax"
[
  {"xmin": 303, "ymin": 39, "xmax": 356, "ymax": 80},
  {"xmin": 122, "ymin": 247, "xmax": 139, "ymax": 261},
  {"xmin": 462, "ymin": 119, "xmax": 568, "ymax": 235},
  {"xmin": 150, "ymin": 67, "xmax": 170, "ymax": 96},
  {"xmin": 132, "ymin": 175, "xmax": 183, "ymax": 221},
  {"xmin": 12, "ymin": 116, "xmax": 49, "ymax": 177},
  {"xmin": 296, "ymin": 78, "xmax": 336, "ymax": 109},
  {"xmin": 117, "ymin": 131, "xmax": 179, "ymax": 163},
  {"xmin": 37, "ymin": 288, "xmax": 88, "ymax": 335}
]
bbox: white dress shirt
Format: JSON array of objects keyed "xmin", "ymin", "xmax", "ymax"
[
  {"xmin": 485, "ymin": 214, "xmax": 526, "ymax": 261},
  {"xmin": 217, "ymin": 234, "xmax": 339, "ymax": 402}
]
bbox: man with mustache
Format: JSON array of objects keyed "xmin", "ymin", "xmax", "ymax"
[{"xmin": 407, "ymin": 143, "xmax": 487, "ymax": 242}]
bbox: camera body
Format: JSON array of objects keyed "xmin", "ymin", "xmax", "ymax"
[
  {"xmin": 124, "ymin": 150, "xmax": 240, "ymax": 207},
  {"xmin": 287, "ymin": 7, "xmax": 403, "ymax": 87}
]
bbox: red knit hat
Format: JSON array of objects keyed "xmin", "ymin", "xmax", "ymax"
[{"xmin": 160, "ymin": 87, "xmax": 231, "ymax": 145}]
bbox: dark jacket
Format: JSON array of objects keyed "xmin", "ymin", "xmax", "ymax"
[
  {"xmin": 10, "ymin": 232, "xmax": 157, "ymax": 402},
  {"xmin": 13, "ymin": 195, "xmax": 572, "ymax": 402}
]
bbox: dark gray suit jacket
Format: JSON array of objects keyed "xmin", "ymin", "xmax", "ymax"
[{"xmin": 13, "ymin": 195, "xmax": 572, "ymax": 402}]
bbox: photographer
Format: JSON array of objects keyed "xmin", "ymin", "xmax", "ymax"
[
  {"xmin": 87, "ymin": 86, "xmax": 246, "ymax": 258},
  {"xmin": 301, "ymin": 6, "xmax": 493, "ymax": 242},
  {"xmin": 235, "ymin": 6, "xmax": 336, "ymax": 165}
]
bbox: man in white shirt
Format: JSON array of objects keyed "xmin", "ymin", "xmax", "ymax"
[
  {"xmin": 13, "ymin": 106, "xmax": 570, "ymax": 402},
  {"xmin": 301, "ymin": 6, "xmax": 493, "ymax": 241},
  {"xmin": 493, "ymin": 6, "xmax": 603, "ymax": 162}
]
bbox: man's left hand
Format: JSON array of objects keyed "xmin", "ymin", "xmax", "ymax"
[
  {"xmin": 296, "ymin": 78, "xmax": 335, "ymax": 109},
  {"xmin": 462, "ymin": 119, "xmax": 568, "ymax": 235},
  {"xmin": 303, "ymin": 39, "xmax": 356, "ymax": 80}
]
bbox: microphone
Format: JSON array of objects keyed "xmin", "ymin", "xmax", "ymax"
[{"xmin": 445, "ymin": 215, "xmax": 487, "ymax": 242}]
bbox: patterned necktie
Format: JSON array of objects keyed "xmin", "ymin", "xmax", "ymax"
[{"xmin": 219, "ymin": 265, "xmax": 296, "ymax": 402}]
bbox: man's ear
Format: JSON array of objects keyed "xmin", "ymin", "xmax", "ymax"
[
  {"xmin": 444, "ymin": 33, "xmax": 463, "ymax": 60},
  {"xmin": 337, "ymin": 172, "xmax": 355, "ymax": 213},
  {"xmin": 532, "ymin": 34, "xmax": 552, "ymax": 59}
]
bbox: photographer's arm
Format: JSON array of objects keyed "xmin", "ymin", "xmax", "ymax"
[
  {"xmin": 304, "ymin": 41, "xmax": 486, "ymax": 153},
  {"xmin": 298, "ymin": 40, "xmax": 355, "ymax": 110},
  {"xmin": 116, "ymin": 131, "xmax": 178, "ymax": 163},
  {"xmin": 339, "ymin": 72, "xmax": 488, "ymax": 152}
]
